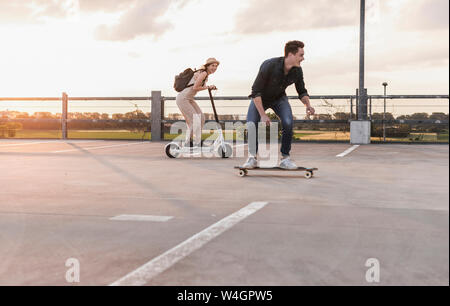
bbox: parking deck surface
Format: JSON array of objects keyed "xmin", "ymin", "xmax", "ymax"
[{"xmin": 0, "ymin": 140, "xmax": 448, "ymax": 285}]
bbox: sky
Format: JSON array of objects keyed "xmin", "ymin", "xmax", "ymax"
[{"xmin": 0, "ymin": 0, "xmax": 449, "ymax": 116}]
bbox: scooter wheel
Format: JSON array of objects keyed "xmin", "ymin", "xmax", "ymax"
[
  {"xmin": 305, "ymin": 171, "xmax": 313, "ymax": 179},
  {"xmin": 165, "ymin": 142, "xmax": 180, "ymax": 158},
  {"xmin": 218, "ymin": 143, "xmax": 233, "ymax": 158},
  {"xmin": 239, "ymin": 169, "xmax": 247, "ymax": 177}
]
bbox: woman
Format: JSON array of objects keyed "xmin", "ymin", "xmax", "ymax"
[{"xmin": 176, "ymin": 57, "xmax": 219, "ymax": 148}]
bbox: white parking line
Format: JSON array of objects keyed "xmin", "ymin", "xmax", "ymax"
[
  {"xmin": 51, "ymin": 142, "xmax": 145, "ymax": 153},
  {"xmin": 0, "ymin": 141, "xmax": 55, "ymax": 147},
  {"xmin": 110, "ymin": 215, "xmax": 173, "ymax": 222},
  {"xmin": 110, "ymin": 201, "xmax": 268, "ymax": 286},
  {"xmin": 0, "ymin": 140, "xmax": 105, "ymax": 148},
  {"xmin": 336, "ymin": 145, "xmax": 360, "ymax": 157}
]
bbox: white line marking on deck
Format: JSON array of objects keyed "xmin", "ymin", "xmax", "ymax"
[
  {"xmin": 336, "ymin": 145, "xmax": 360, "ymax": 157},
  {"xmin": 110, "ymin": 201, "xmax": 268, "ymax": 286},
  {"xmin": 110, "ymin": 215, "xmax": 173, "ymax": 222},
  {"xmin": 51, "ymin": 142, "xmax": 145, "ymax": 153}
]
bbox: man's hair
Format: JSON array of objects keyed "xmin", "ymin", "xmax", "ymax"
[{"xmin": 284, "ymin": 40, "xmax": 304, "ymax": 57}]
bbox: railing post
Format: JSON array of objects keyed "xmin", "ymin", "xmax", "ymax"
[
  {"xmin": 351, "ymin": 87, "xmax": 371, "ymax": 144},
  {"xmin": 150, "ymin": 91, "xmax": 164, "ymax": 141},
  {"xmin": 62, "ymin": 92, "xmax": 68, "ymax": 139},
  {"xmin": 350, "ymin": 97, "xmax": 353, "ymax": 120},
  {"xmin": 358, "ymin": 88, "xmax": 368, "ymax": 120},
  {"xmin": 383, "ymin": 98, "xmax": 386, "ymax": 143}
]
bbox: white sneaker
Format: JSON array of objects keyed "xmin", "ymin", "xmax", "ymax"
[
  {"xmin": 242, "ymin": 156, "xmax": 258, "ymax": 169},
  {"xmin": 279, "ymin": 156, "xmax": 297, "ymax": 170}
]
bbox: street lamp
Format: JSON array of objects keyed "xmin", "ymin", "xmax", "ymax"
[{"xmin": 382, "ymin": 82, "xmax": 388, "ymax": 142}]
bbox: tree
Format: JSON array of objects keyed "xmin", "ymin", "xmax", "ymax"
[
  {"xmin": 334, "ymin": 112, "xmax": 351, "ymax": 120},
  {"xmin": 410, "ymin": 113, "xmax": 429, "ymax": 120},
  {"xmin": 314, "ymin": 114, "xmax": 332, "ymax": 120},
  {"xmin": 396, "ymin": 115, "xmax": 410, "ymax": 120},
  {"xmin": 112, "ymin": 114, "xmax": 125, "ymax": 120},
  {"xmin": 430, "ymin": 112, "xmax": 448, "ymax": 121},
  {"xmin": 371, "ymin": 112, "xmax": 394, "ymax": 120},
  {"xmin": 15, "ymin": 112, "xmax": 30, "ymax": 119},
  {"xmin": 33, "ymin": 112, "xmax": 53, "ymax": 119},
  {"xmin": 90, "ymin": 112, "xmax": 101, "ymax": 120}
]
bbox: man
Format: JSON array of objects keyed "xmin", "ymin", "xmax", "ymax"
[{"xmin": 242, "ymin": 40, "xmax": 315, "ymax": 169}]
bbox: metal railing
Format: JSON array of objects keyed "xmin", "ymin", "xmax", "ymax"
[{"xmin": 1, "ymin": 92, "xmax": 448, "ymax": 142}]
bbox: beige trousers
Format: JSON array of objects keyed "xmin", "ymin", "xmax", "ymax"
[{"xmin": 176, "ymin": 87, "xmax": 205, "ymax": 145}]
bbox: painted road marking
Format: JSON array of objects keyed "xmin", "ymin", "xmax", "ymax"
[
  {"xmin": 110, "ymin": 215, "xmax": 173, "ymax": 222},
  {"xmin": 0, "ymin": 140, "xmax": 105, "ymax": 148},
  {"xmin": 51, "ymin": 142, "xmax": 145, "ymax": 153},
  {"xmin": 336, "ymin": 145, "xmax": 360, "ymax": 157},
  {"xmin": 113, "ymin": 195, "xmax": 250, "ymax": 203},
  {"xmin": 0, "ymin": 141, "xmax": 56, "ymax": 147},
  {"xmin": 110, "ymin": 201, "xmax": 268, "ymax": 286}
]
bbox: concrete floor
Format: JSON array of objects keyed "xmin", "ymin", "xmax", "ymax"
[{"xmin": 0, "ymin": 140, "xmax": 448, "ymax": 285}]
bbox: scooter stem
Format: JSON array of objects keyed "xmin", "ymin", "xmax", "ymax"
[{"xmin": 208, "ymin": 88, "xmax": 220, "ymax": 124}]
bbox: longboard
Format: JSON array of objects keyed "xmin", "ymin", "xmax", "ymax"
[{"xmin": 234, "ymin": 166, "xmax": 318, "ymax": 179}]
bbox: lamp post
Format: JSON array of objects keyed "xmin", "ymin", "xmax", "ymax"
[
  {"xmin": 358, "ymin": 0, "xmax": 367, "ymax": 120},
  {"xmin": 350, "ymin": 0, "xmax": 370, "ymax": 144},
  {"xmin": 382, "ymin": 82, "xmax": 388, "ymax": 142}
]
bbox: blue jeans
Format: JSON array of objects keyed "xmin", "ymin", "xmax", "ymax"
[{"xmin": 246, "ymin": 96, "xmax": 294, "ymax": 157}]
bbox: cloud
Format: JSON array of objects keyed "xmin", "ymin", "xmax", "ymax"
[
  {"xmin": 0, "ymin": 0, "xmax": 75, "ymax": 23},
  {"xmin": 397, "ymin": 0, "xmax": 449, "ymax": 30},
  {"xmin": 90, "ymin": 0, "xmax": 196, "ymax": 41},
  {"xmin": 233, "ymin": 0, "xmax": 358, "ymax": 34},
  {"xmin": 233, "ymin": 0, "xmax": 449, "ymax": 35},
  {"xmin": 78, "ymin": 0, "xmax": 137, "ymax": 13},
  {"xmin": 94, "ymin": 0, "xmax": 174, "ymax": 41},
  {"xmin": 368, "ymin": 44, "xmax": 449, "ymax": 71},
  {"xmin": 0, "ymin": 0, "xmax": 189, "ymax": 41}
]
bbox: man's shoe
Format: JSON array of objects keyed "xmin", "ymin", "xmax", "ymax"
[
  {"xmin": 279, "ymin": 156, "xmax": 298, "ymax": 170},
  {"xmin": 242, "ymin": 156, "xmax": 258, "ymax": 169}
]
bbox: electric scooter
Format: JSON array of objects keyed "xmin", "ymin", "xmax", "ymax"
[{"xmin": 164, "ymin": 88, "xmax": 233, "ymax": 158}]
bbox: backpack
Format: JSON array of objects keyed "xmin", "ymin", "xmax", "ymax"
[{"xmin": 174, "ymin": 68, "xmax": 206, "ymax": 92}]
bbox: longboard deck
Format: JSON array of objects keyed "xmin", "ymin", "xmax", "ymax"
[
  {"xmin": 234, "ymin": 166, "xmax": 318, "ymax": 178},
  {"xmin": 234, "ymin": 166, "xmax": 318, "ymax": 171}
]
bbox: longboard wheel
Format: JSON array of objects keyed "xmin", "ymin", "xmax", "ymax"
[
  {"xmin": 305, "ymin": 171, "xmax": 313, "ymax": 179},
  {"xmin": 238, "ymin": 169, "xmax": 248, "ymax": 177}
]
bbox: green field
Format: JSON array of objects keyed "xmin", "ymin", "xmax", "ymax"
[
  {"xmin": 1, "ymin": 129, "xmax": 448, "ymax": 143},
  {"xmin": 438, "ymin": 133, "xmax": 449, "ymax": 141},
  {"xmin": 10, "ymin": 129, "xmax": 151, "ymax": 140}
]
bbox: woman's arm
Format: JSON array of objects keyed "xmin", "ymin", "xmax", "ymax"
[{"xmin": 192, "ymin": 71, "xmax": 208, "ymax": 91}]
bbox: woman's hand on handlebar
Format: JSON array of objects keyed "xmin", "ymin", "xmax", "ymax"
[{"xmin": 207, "ymin": 85, "xmax": 217, "ymax": 90}]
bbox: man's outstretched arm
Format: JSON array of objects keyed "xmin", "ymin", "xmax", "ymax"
[
  {"xmin": 295, "ymin": 69, "xmax": 315, "ymax": 116},
  {"xmin": 300, "ymin": 95, "xmax": 315, "ymax": 117}
]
